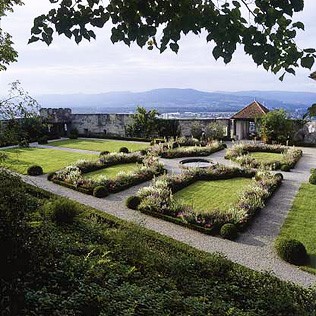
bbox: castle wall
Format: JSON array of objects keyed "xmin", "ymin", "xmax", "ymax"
[
  {"xmin": 70, "ymin": 113, "xmax": 133, "ymax": 137},
  {"xmin": 39, "ymin": 108, "xmax": 230, "ymax": 138}
]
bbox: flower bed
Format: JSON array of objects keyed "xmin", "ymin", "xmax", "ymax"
[
  {"xmin": 133, "ymin": 165, "xmax": 282, "ymax": 236},
  {"xmin": 48, "ymin": 153, "xmax": 165, "ymax": 196},
  {"xmin": 225, "ymin": 143, "xmax": 302, "ymax": 170},
  {"xmin": 154, "ymin": 140, "xmax": 225, "ymax": 159}
]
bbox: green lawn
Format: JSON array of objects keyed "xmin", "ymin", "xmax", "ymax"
[
  {"xmin": 49, "ymin": 138, "xmax": 149, "ymax": 152},
  {"xmin": 1, "ymin": 147, "xmax": 97, "ymax": 174},
  {"xmin": 174, "ymin": 178, "xmax": 252, "ymax": 213},
  {"xmin": 278, "ymin": 183, "xmax": 316, "ymax": 273},
  {"xmin": 84, "ymin": 163, "xmax": 139, "ymax": 179},
  {"xmin": 249, "ymin": 152, "xmax": 284, "ymax": 164}
]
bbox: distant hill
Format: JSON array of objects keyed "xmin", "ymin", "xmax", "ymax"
[{"xmin": 36, "ymin": 88, "xmax": 316, "ymax": 114}]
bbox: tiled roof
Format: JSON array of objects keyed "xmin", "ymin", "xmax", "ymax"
[{"xmin": 231, "ymin": 101, "xmax": 269, "ymax": 119}]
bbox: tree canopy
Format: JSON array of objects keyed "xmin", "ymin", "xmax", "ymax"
[
  {"xmin": 26, "ymin": 0, "xmax": 316, "ymax": 80},
  {"xmin": 0, "ymin": 0, "xmax": 24, "ymax": 70}
]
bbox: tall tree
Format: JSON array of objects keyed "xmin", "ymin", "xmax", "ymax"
[
  {"xmin": 29, "ymin": 0, "xmax": 316, "ymax": 79},
  {"xmin": 0, "ymin": 0, "xmax": 23, "ymax": 70},
  {"xmin": 127, "ymin": 106, "xmax": 159, "ymax": 139}
]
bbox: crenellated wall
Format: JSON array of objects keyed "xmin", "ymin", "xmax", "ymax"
[
  {"xmin": 40, "ymin": 108, "xmax": 232, "ymax": 138},
  {"xmin": 70, "ymin": 113, "xmax": 133, "ymax": 137}
]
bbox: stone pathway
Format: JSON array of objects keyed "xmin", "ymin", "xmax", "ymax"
[{"xmin": 19, "ymin": 143, "xmax": 316, "ymax": 288}]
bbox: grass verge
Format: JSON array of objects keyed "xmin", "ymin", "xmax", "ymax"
[
  {"xmin": 1, "ymin": 147, "xmax": 97, "ymax": 174},
  {"xmin": 49, "ymin": 138, "xmax": 149, "ymax": 152},
  {"xmin": 277, "ymin": 183, "xmax": 316, "ymax": 274}
]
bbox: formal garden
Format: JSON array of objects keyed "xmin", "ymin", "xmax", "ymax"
[
  {"xmin": 1, "ymin": 168, "xmax": 316, "ymax": 315},
  {"xmin": 127, "ymin": 165, "xmax": 282, "ymax": 239},
  {"xmin": 48, "ymin": 153, "xmax": 165, "ymax": 197},
  {"xmin": 225, "ymin": 143, "xmax": 303, "ymax": 171}
]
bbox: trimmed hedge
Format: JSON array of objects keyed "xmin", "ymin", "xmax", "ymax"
[{"xmin": 275, "ymin": 238, "xmax": 308, "ymax": 265}]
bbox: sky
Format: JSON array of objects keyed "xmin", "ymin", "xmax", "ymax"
[{"xmin": 0, "ymin": 0, "xmax": 316, "ymax": 96}]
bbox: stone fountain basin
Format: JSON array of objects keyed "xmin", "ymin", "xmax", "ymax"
[{"xmin": 179, "ymin": 158, "xmax": 213, "ymax": 169}]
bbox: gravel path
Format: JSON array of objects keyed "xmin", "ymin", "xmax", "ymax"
[{"xmin": 20, "ymin": 143, "xmax": 316, "ymax": 288}]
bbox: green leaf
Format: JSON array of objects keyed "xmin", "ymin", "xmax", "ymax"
[
  {"xmin": 301, "ymin": 56, "xmax": 315, "ymax": 69},
  {"xmin": 28, "ymin": 36, "xmax": 40, "ymax": 44},
  {"xmin": 170, "ymin": 42, "xmax": 179, "ymax": 53},
  {"xmin": 212, "ymin": 46, "xmax": 222, "ymax": 60},
  {"xmin": 304, "ymin": 48, "xmax": 316, "ymax": 54},
  {"xmin": 279, "ymin": 72, "xmax": 285, "ymax": 81},
  {"xmin": 292, "ymin": 21, "xmax": 304, "ymax": 30}
]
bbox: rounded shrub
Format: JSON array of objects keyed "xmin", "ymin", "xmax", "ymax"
[
  {"xmin": 93, "ymin": 186, "xmax": 109, "ymax": 198},
  {"xmin": 172, "ymin": 142, "xmax": 179, "ymax": 149},
  {"xmin": 100, "ymin": 150, "xmax": 110, "ymax": 156},
  {"xmin": 126, "ymin": 195, "xmax": 141, "ymax": 210},
  {"xmin": 280, "ymin": 164, "xmax": 291, "ymax": 172},
  {"xmin": 274, "ymin": 172, "xmax": 284, "ymax": 180},
  {"xmin": 47, "ymin": 172, "xmax": 56, "ymax": 181},
  {"xmin": 27, "ymin": 165, "xmax": 43, "ymax": 176},
  {"xmin": 50, "ymin": 199, "xmax": 80, "ymax": 225},
  {"xmin": 220, "ymin": 223, "xmax": 238, "ymax": 240},
  {"xmin": 119, "ymin": 147, "xmax": 129, "ymax": 153},
  {"xmin": 222, "ymin": 143, "xmax": 228, "ymax": 149},
  {"xmin": 309, "ymin": 172, "xmax": 316, "ymax": 185},
  {"xmin": 275, "ymin": 238, "xmax": 308, "ymax": 265},
  {"xmin": 139, "ymin": 149, "xmax": 147, "ymax": 156}
]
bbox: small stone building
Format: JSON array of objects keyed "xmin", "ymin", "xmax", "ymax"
[{"xmin": 231, "ymin": 101, "xmax": 269, "ymax": 140}]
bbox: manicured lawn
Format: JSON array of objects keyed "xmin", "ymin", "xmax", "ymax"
[
  {"xmin": 84, "ymin": 163, "xmax": 139, "ymax": 179},
  {"xmin": 49, "ymin": 138, "xmax": 149, "ymax": 152},
  {"xmin": 249, "ymin": 152, "xmax": 284, "ymax": 164},
  {"xmin": 174, "ymin": 178, "xmax": 252, "ymax": 213},
  {"xmin": 278, "ymin": 183, "xmax": 316, "ymax": 274},
  {"xmin": 1, "ymin": 147, "xmax": 97, "ymax": 174}
]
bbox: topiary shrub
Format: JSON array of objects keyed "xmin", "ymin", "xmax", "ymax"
[
  {"xmin": 119, "ymin": 147, "xmax": 129, "ymax": 153},
  {"xmin": 139, "ymin": 149, "xmax": 147, "ymax": 156},
  {"xmin": 274, "ymin": 173, "xmax": 284, "ymax": 180},
  {"xmin": 222, "ymin": 143, "xmax": 228, "ymax": 148},
  {"xmin": 99, "ymin": 150, "xmax": 110, "ymax": 156},
  {"xmin": 93, "ymin": 186, "xmax": 109, "ymax": 198},
  {"xmin": 280, "ymin": 164, "xmax": 291, "ymax": 172},
  {"xmin": 126, "ymin": 195, "xmax": 141, "ymax": 210},
  {"xmin": 275, "ymin": 238, "xmax": 308, "ymax": 265},
  {"xmin": 50, "ymin": 199, "xmax": 80, "ymax": 225},
  {"xmin": 220, "ymin": 223, "xmax": 238, "ymax": 240},
  {"xmin": 38, "ymin": 136, "xmax": 48, "ymax": 144},
  {"xmin": 27, "ymin": 165, "xmax": 43, "ymax": 176},
  {"xmin": 47, "ymin": 172, "xmax": 56, "ymax": 181},
  {"xmin": 69, "ymin": 128, "xmax": 79, "ymax": 139},
  {"xmin": 309, "ymin": 169, "xmax": 316, "ymax": 185}
]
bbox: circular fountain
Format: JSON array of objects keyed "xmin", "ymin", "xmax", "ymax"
[{"xmin": 179, "ymin": 158, "xmax": 213, "ymax": 169}]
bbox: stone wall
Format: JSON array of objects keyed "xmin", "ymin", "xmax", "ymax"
[
  {"xmin": 70, "ymin": 113, "xmax": 133, "ymax": 137},
  {"xmin": 39, "ymin": 108, "xmax": 232, "ymax": 138},
  {"xmin": 294, "ymin": 121, "xmax": 316, "ymax": 144}
]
